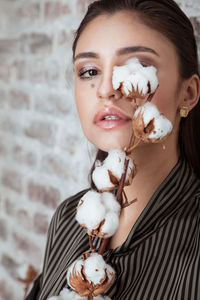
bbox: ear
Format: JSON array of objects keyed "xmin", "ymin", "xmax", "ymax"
[{"xmin": 180, "ymin": 74, "xmax": 200, "ymax": 110}]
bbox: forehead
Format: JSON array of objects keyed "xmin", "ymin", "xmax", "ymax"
[{"xmin": 75, "ymin": 11, "xmax": 177, "ymax": 59}]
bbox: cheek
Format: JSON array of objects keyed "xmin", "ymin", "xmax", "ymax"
[
  {"xmin": 152, "ymin": 71, "xmax": 180, "ymax": 122},
  {"xmin": 75, "ymin": 82, "xmax": 96, "ymax": 133}
]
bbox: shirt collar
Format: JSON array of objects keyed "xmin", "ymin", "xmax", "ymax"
[{"xmin": 100, "ymin": 157, "xmax": 200, "ymax": 255}]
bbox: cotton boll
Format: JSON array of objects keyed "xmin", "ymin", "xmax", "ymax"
[
  {"xmin": 135, "ymin": 102, "xmax": 160, "ymax": 125},
  {"xmin": 112, "ymin": 65, "xmax": 130, "ymax": 90},
  {"xmin": 128, "ymin": 73, "xmax": 149, "ymax": 95},
  {"xmin": 104, "ymin": 149, "xmax": 125, "ymax": 176},
  {"xmin": 141, "ymin": 66, "xmax": 158, "ymax": 93},
  {"xmin": 83, "ymin": 253, "xmax": 115, "ymax": 285},
  {"xmin": 126, "ymin": 58, "xmax": 143, "ymax": 71},
  {"xmin": 59, "ymin": 288, "xmax": 87, "ymax": 300},
  {"xmin": 104, "ymin": 149, "xmax": 135, "ymax": 188},
  {"xmin": 76, "ymin": 191, "xmax": 105, "ymax": 232},
  {"xmin": 99, "ymin": 192, "xmax": 120, "ymax": 237},
  {"xmin": 112, "ymin": 57, "xmax": 158, "ymax": 99},
  {"xmin": 66, "ymin": 259, "xmax": 83, "ymax": 290},
  {"xmin": 133, "ymin": 102, "xmax": 173, "ymax": 142},
  {"xmin": 67, "ymin": 253, "xmax": 115, "ymax": 297},
  {"xmin": 101, "ymin": 212, "xmax": 119, "ymax": 238},
  {"xmin": 92, "ymin": 166, "xmax": 116, "ymax": 191},
  {"xmin": 66, "ymin": 261, "xmax": 75, "ymax": 288},
  {"xmin": 84, "ymin": 253, "xmax": 108, "ymax": 285},
  {"xmin": 76, "ymin": 190, "xmax": 120, "ymax": 238},
  {"xmin": 104, "ymin": 149, "xmax": 134, "ymax": 183},
  {"xmin": 122, "ymin": 79, "xmax": 133, "ymax": 96},
  {"xmin": 101, "ymin": 192, "xmax": 120, "ymax": 215},
  {"xmin": 92, "ymin": 149, "xmax": 135, "ymax": 192},
  {"xmin": 48, "ymin": 288, "xmax": 89, "ymax": 300},
  {"xmin": 148, "ymin": 115, "xmax": 173, "ymax": 139}
]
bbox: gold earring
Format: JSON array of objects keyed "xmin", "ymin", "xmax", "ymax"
[{"xmin": 180, "ymin": 106, "xmax": 189, "ymax": 118}]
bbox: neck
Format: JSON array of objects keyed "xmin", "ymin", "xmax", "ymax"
[{"xmin": 123, "ymin": 131, "xmax": 180, "ymax": 216}]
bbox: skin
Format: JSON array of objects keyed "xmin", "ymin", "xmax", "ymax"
[{"xmin": 74, "ymin": 11, "xmax": 200, "ymax": 248}]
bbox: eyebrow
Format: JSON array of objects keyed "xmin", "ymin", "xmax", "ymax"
[
  {"xmin": 74, "ymin": 52, "xmax": 99, "ymax": 62},
  {"xmin": 73, "ymin": 45, "xmax": 159, "ymax": 62},
  {"xmin": 117, "ymin": 46, "xmax": 159, "ymax": 56}
]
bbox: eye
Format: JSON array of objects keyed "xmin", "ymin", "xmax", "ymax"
[
  {"xmin": 79, "ymin": 68, "xmax": 99, "ymax": 79},
  {"xmin": 139, "ymin": 60, "xmax": 150, "ymax": 67}
]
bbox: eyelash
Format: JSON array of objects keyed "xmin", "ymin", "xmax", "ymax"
[
  {"xmin": 78, "ymin": 68, "xmax": 100, "ymax": 79},
  {"xmin": 140, "ymin": 61, "xmax": 149, "ymax": 67}
]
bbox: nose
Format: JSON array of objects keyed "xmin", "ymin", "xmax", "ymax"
[{"xmin": 97, "ymin": 72, "xmax": 121, "ymax": 102}]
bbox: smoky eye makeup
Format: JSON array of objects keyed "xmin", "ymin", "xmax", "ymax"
[{"xmin": 77, "ymin": 66, "xmax": 100, "ymax": 80}]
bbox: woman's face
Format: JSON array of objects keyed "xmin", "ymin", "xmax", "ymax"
[{"xmin": 74, "ymin": 11, "xmax": 183, "ymax": 152}]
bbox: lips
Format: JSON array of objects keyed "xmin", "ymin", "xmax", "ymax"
[
  {"xmin": 93, "ymin": 106, "xmax": 132, "ymax": 130},
  {"xmin": 94, "ymin": 106, "xmax": 131, "ymax": 123}
]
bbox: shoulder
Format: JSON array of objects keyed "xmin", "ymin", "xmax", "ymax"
[
  {"xmin": 41, "ymin": 188, "xmax": 91, "ymax": 276},
  {"xmin": 55, "ymin": 187, "xmax": 91, "ymax": 216},
  {"xmin": 49, "ymin": 188, "xmax": 91, "ymax": 232},
  {"xmin": 194, "ymin": 186, "xmax": 200, "ymax": 207}
]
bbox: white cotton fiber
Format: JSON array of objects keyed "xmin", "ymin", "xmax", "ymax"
[
  {"xmin": 148, "ymin": 115, "xmax": 173, "ymax": 139},
  {"xmin": 84, "ymin": 253, "xmax": 114, "ymax": 284},
  {"xmin": 104, "ymin": 149, "xmax": 125, "ymax": 177},
  {"xmin": 67, "ymin": 253, "xmax": 115, "ymax": 288},
  {"xmin": 92, "ymin": 149, "xmax": 134, "ymax": 192},
  {"xmin": 134, "ymin": 102, "xmax": 160, "ymax": 124},
  {"xmin": 76, "ymin": 190, "xmax": 120, "ymax": 238},
  {"xmin": 104, "ymin": 149, "xmax": 134, "ymax": 183},
  {"xmin": 101, "ymin": 192, "xmax": 121, "ymax": 215},
  {"xmin": 92, "ymin": 166, "xmax": 115, "ymax": 191},
  {"xmin": 141, "ymin": 66, "xmax": 158, "ymax": 92},
  {"xmin": 50, "ymin": 286, "xmax": 112, "ymax": 300},
  {"xmin": 48, "ymin": 288, "xmax": 89, "ymax": 300},
  {"xmin": 112, "ymin": 65, "xmax": 130, "ymax": 90},
  {"xmin": 101, "ymin": 212, "xmax": 119, "ymax": 237},
  {"xmin": 112, "ymin": 57, "xmax": 158, "ymax": 97},
  {"xmin": 133, "ymin": 102, "xmax": 173, "ymax": 141},
  {"xmin": 130, "ymin": 73, "xmax": 149, "ymax": 95},
  {"xmin": 76, "ymin": 191, "xmax": 105, "ymax": 231},
  {"xmin": 126, "ymin": 58, "xmax": 143, "ymax": 72},
  {"xmin": 59, "ymin": 288, "xmax": 87, "ymax": 300},
  {"xmin": 84, "ymin": 253, "xmax": 107, "ymax": 285}
]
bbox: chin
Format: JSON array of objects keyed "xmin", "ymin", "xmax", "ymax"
[
  {"xmin": 91, "ymin": 138, "xmax": 129, "ymax": 152},
  {"xmin": 85, "ymin": 126, "xmax": 133, "ymax": 152}
]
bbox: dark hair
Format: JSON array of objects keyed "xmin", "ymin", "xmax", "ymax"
[{"xmin": 72, "ymin": 0, "xmax": 200, "ymax": 183}]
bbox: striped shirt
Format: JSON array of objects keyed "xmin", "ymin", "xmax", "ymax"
[{"xmin": 32, "ymin": 157, "xmax": 200, "ymax": 300}]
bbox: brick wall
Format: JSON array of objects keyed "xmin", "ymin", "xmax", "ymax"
[{"xmin": 0, "ymin": 0, "xmax": 199, "ymax": 299}]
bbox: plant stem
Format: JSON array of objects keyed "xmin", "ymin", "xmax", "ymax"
[
  {"xmin": 126, "ymin": 138, "xmax": 141, "ymax": 154},
  {"xmin": 89, "ymin": 235, "xmax": 96, "ymax": 252},
  {"xmin": 98, "ymin": 134, "xmax": 135, "ymax": 255},
  {"xmin": 88, "ymin": 294, "xmax": 93, "ymax": 300}
]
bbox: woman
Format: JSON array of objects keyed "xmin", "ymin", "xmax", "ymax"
[{"xmin": 27, "ymin": 0, "xmax": 200, "ymax": 299}]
